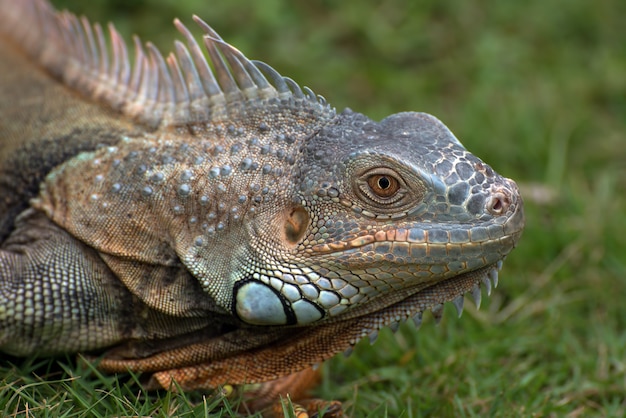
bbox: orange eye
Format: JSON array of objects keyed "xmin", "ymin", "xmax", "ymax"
[{"xmin": 367, "ymin": 174, "xmax": 399, "ymax": 198}]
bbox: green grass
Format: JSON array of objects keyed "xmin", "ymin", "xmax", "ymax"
[{"xmin": 2, "ymin": 0, "xmax": 626, "ymax": 416}]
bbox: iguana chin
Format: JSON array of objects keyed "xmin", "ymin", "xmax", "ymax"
[{"xmin": 0, "ymin": 0, "xmax": 524, "ymax": 415}]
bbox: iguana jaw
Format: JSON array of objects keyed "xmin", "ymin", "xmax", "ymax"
[{"xmin": 333, "ymin": 262, "xmax": 503, "ymax": 347}]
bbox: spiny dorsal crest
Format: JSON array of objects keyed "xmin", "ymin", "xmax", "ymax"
[{"xmin": 0, "ymin": 0, "xmax": 332, "ymax": 129}]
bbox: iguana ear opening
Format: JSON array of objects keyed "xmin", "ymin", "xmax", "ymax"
[{"xmin": 283, "ymin": 206, "xmax": 309, "ymax": 246}]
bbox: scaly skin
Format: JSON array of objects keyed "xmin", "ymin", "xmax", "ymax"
[{"xmin": 0, "ymin": 0, "xmax": 524, "ymax": 414}]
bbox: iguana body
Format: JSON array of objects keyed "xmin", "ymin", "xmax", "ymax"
[{"xmin": 0, "ymin": 0, "xmax": 524, "ymax": 414}]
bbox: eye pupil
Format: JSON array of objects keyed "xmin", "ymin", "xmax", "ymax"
[{"xmin": 366, "ymin": 173, "xmax": 399, "ymax": 198}]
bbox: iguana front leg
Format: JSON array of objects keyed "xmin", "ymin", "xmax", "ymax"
[{"xmin": 0, "ymin": 209, "xmax": 134, "ymax": 355}]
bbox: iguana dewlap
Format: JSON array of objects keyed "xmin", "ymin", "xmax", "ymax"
[{"xmin": 0, "ymin": 0, "xmax": 524, "ymax": 414}]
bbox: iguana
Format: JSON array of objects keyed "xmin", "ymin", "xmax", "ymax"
[{"xmin": 0, "ymin": 0, "xmax": 525, "ymax": 415}]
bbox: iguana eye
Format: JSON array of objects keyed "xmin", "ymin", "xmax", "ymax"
[
  {"xmin": 367, "ymin": 174, "xmax": 399, "ymax": 198},
  {"xmin": 349, "ymin": 158, "xmax": 426, "ymax": 216},
  {"xmin": 356, "ymin": 167, "xmax": 406, "ymax": 205}
]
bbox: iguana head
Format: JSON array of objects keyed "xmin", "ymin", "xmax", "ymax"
[{"xmin": 236, "ymin": 108, "xmax": 524, "ymax": 327}]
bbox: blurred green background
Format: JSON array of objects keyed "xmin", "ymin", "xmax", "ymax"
[{"xmin": 9, "ymin": 0, "xmax": 626, "ymax": 416}]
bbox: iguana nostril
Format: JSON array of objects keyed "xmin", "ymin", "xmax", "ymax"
[
  {"xmin": 487, "ymin": 193, "xmax": 509, "ymax": 215},
  {"xmin": 492, "ymin": 198, "xmax": 503, "ymax": 212}
]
